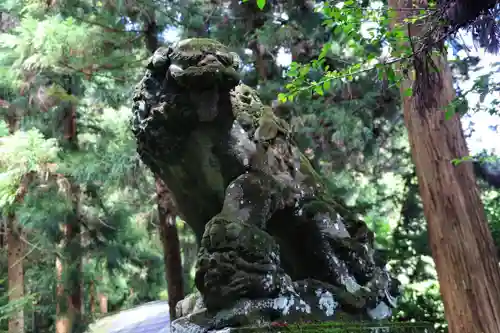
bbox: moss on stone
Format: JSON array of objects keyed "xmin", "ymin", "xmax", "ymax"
[{"xmin": 174, "ymin": 38, "xmax": 229, "ymax": 54}]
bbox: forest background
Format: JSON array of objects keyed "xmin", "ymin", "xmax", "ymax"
[{"xmin": 0, "ymin": 0, "xmax": 500, "ymax": 332}]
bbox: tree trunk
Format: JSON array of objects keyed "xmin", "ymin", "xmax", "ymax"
[
  {"xmin": 389, "ymin": 1, "xmax": 500, "ymax": 332},
  {"xmin": 1, "ymin": 219, "xmax": 5, "ymax": 249},
  {"xmin": 90, "ymin": 280, "xmax": 107, "ymax": 316},
  {"xmin": 89, "ymin": 281, "xmax": 95, "ymax": 315},
  {"xmin": 56, "ymin": 99, "xmax": 83, "ymax": 333},
  {"xmin": 6, "ymin": 130, "xmax": 32, "ymax": 333},
  {"xmin": 89, "ymin": 285, "xmax": 108, "ymax": 316},
  {"xmin": 181, "ymin": 233, "xmax": 197, "ymax": 295},
  {"xmin": 7, "ymin": 215, "xmax": 24, "ymax": 333},
  {"xmin": 55, "ymin": 255, "xmax": 71, "ymax": 333},
  {"xmin": 55, "ymin": 218, "xmax": 82, "ymax": 333},
  {"xmin": 155, "ymin": 176, "xmax": 184, "ymax": 320},
  {"xmin": 98, "ymin": 293, "xmax": 108, "ymax": 314}
]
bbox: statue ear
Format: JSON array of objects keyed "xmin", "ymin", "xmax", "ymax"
[
  {"xmin": 147, "ymin": 46, "xmax": 173, "ymax": 71},
  {"xmin": 229, "ymin": 52, "xmax": 242, "ymax": 71}
]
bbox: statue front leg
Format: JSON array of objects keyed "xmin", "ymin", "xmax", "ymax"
[{"xmin": 195, "ymin": 172, "xmax": 297, "ymax": 313}]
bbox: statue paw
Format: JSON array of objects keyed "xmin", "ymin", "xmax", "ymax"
[{"xmin": 195, "ymin": 216, "xmax": 292, "ymax": 312}]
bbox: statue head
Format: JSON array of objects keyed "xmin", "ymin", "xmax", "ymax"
[
  {"xmin": 131, "ymin": 39, "xmax": 255, "ymax": 238},
  {"xmin": 147, "ymin": 38, "xmax": 242, "ymax": 91}
]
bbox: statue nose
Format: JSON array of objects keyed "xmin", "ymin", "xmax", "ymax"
[{"xmin": 198, "ymin": 54, "xmax": 220, "ymax": 66}]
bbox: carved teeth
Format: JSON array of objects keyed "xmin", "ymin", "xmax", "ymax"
[{"xmin": 198, "ymin": 54, "xmax": 221, "ymax": 67}]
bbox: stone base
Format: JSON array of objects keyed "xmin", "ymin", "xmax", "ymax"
[
  {"xmin": 205, "ymin": 322, "xmax": 435, "ymax": 333},
  {"xmin": 172, "ymin": 317, "xmax": 435, "ymax": 333},
  {"xmin": 172, "ymin": 280, "xmax": 398, "ymax": 333}
]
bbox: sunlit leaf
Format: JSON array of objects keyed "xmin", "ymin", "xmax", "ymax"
[{"xmin": 403, "ymin": 87, "xmax": 413, "ymax": 97}]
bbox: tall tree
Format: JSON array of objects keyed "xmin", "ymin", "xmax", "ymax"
[
  {"xmin": 142, "ymin": 10, "xmax": 185, "ymax": 319},
  {"xmin": 55, "ymin": 79, "xmax": 84, "ymax": 333},
  {"xmin": 4, "ymin": 70, "xmax": 26, "ymax": 333},
  {"xmin": 6, "ymin": 174, "xmax": 30, "ymax": 333},
  {"xmin": 389, "ymin": 0, "xmax": 500, "ymax": 332},
  {"xmin": 155, "ymin": 178, "xmax": 184, "ymax": 319},
  {"xmin": 0, "ymin": 13, "xmax": 25, "ymax": 333},
  {"xmin": 0, "ymin": 2, "xmax": 174, "ymax": 331}
]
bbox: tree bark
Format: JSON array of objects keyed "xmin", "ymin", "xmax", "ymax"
[
  {"xmin": 98, "ymin": 293, "xmax": 108, "ymax": 314},
  {"xmin": 155, "ymin": 176, "xmax": 184, "ymax": 320},
  {"xmin": 89, "ymin": 281, "xmax": 95, "ymax": 315},
  {"xmin": 55, "ymin": 216, "xmax": 82, "ymax": 333},
  {"xmin": 56, "ymin": 100, "xmax": 83, "ymax": 333},
  {"xmin": 7, "ymin": 215, "xmax": 25, "ymax": 333},
  {"xmin": 389, "ymin": 1, "xmax": 500, "ymax": 332},
  {"xmin": 55, "ymin": 255, "xmax": 70, "ymax": 333},
  {"xmin": 6, "ymin": 119, "xmax": 31, "ymax": 333},
  {"xmin": 90, "ymin": 284, "xmax": 108, "ymax": 315}
]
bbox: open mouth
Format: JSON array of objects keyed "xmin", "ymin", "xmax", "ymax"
[{"xmin": 168, "ymin": 53, "xmax": 240, "ymax": 89}]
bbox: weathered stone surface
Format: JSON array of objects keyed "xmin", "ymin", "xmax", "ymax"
[{"xmin": 131, "ymin": 38, "xmax": 400, "ymax": 333}]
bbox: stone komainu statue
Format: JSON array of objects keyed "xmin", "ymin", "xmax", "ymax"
[{"xmin": 131, "ymin": 38, "xmax": 400, "ymax": 332}]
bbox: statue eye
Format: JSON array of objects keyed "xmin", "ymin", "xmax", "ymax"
[{"xmin": 215, "ymin": 52, "xmax": 231, "ymax": 66}]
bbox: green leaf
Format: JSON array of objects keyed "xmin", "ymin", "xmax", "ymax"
[
  {"xmin": 318, "ymin": 43, "xmax": 330, "ymax": 60},
  {"xmin": 343, "ymin": 23, "xmax": 354, "ymax": 35},
  {"xmin": 386, "ymin": 66, "xmax": 396, "ymax": 83},
  {"xmin": 277, "ymin": 93, "xmax": 287, "ymax": 103},
  {"xmin": 256, "ymin": 0, "xmax": 265, "ymax": 10},
  {"xmin": 403, "ymin": 87, "xmax": 413, "ymax": 97},
  {"xmin": 299, "ymin": 65, "xmax": 310, "ymax": 77},
  {"xmin": 444, "ymin": 106, "xmax": 456, "ymax": 120},
  {"xmin": 323, "ymin": 80, "xmax": 331, "ymax": 91},
  {"xmin": 323, "ymin": 19, "xmax": 334, "ymax": 27},
  {"xmin": 314, "ymin": 85, "xmax": 324, "ymax": 96},
  {"xmin": 377, "ymin": 67, "xmax": 385, "ymax": 81},
  {"xmin": 451, "ymin": 156, "xmax": 474, "ymax": 166},
  {"xmin": 387, "ymin": 8, "xmax": 397, "ymax": 19}
]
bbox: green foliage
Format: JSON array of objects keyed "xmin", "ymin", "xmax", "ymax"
[
  {"xmin": 0, "ymin": 293, "xmax": 37, "ymax": 327},
  {"xmin": 483, "ymin": 189, "xmax": 500, "ymax": 247},
  {"xmin": 0, "ymin": 2, "xmax": 179, "ymax": 329},
  {"xmin": 0, "ymin": 13, "xmax": 143, "ymax": 78},
  {"xmin": 0, "ymin": 126, "xmax": 59, "ymax": 210}
]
